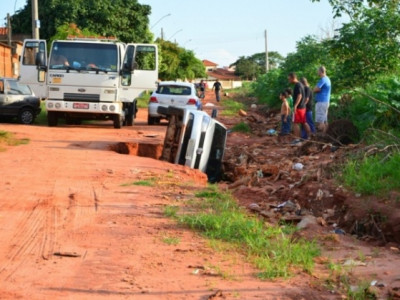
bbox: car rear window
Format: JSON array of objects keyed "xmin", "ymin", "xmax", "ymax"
[
  {"xmin": 157, "ymin": 85, "xmax": 191, "ymax": 96},
  {"xmin": 5, "ymin": 80, "xmax": 32, "ymax": 95}
]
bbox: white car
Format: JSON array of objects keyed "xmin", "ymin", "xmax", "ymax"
[
  {"xmin": 158, "ymin": 106, "xmax": 227, "ymax": 183},
  {"xmin": 148, "ymin": 81, "xmax": 202, "ymax": 125}
]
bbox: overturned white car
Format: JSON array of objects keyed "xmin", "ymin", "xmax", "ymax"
[{"xmin": 158, "ymin": 106, "xmax": 227, "ymax": 183}]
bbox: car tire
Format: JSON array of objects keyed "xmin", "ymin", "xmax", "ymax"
[
  {"xmin": 47, "ymin": 111, "xmax": 58, "ymax": 127},
  {"xmin": 113, "ymin": 114, "xmax": 122, "ymax": 129},
  {"xmin": 18, "ymin": 108, "xmax": 35, "ymax": 124}
]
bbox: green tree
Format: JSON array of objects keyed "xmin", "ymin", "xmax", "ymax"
[
  {"xmin": 310, "ymin": 0, "xmax": 399, "ymax": 18},
  {"xmin": 230, "ymin": 51, "xmax": 284, "ymax": 79},
  {"xmin": 156, "ymin": 39, "xmax": 206, "ymax": 80},
  {"xmin": 330, "ymin": 6, "xmax": 400, "ymax": 88},
  {"xmin": 11, "ymin": 0, "xmax": 152, "ymax": 43}
]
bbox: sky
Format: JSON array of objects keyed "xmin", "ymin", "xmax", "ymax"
[{"xmin": 1, "ymin": 0, "xmax": 344, "ymax": 67}]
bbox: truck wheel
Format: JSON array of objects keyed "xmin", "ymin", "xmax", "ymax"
[
  {"xmin": 18, "ymin": 108, "xmax": 34, "ymax": 124},
  {"xmin": 113, "ymin": 114, "xmax": 122, "ymax": 129},
  {"xmin": 148, "ymin": 116, "xmax": 155, "ymax": 125},
  {"xmin": 126, "ymin": 103, "xmax": 135, "ymax": 126},
  {"xmin": 48, "ymin": 111, "xmax": 58, "ymax": 127}
]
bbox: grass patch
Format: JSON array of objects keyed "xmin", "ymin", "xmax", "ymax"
[
  {"xmin": 167, "ymin": 185, "xmax": 320, "ymax": 279},
  {"xmin": 121, "ymin": 177, "xmax": 157, "ymax": 187},
  {"xmin": 161, "ymin": 234, "xmax": 180, "ymax": 245},
  {"xmin": 232, "ymin": 122, "xmax": 251, "ymax": 133},
  {"xmin": 34, "ymin": 101, "xmax": 48, "ymax": 125},
  {"xmin": 0, "ymin": 130, "xmax": 29, "ymax": 151},
  {"xmin": 340, "ymin": 153, "xmax": 400, "ymax": 196},
  {"xmin": 221, "ymin": 99, "xmax": 245, "ymax": 116},
  {"xmin": 325, "ymin": 260, "xmax": 377, "ymax": 299},
  {"xmin": 137, "ymin": 91, "xmax": 152, "ymax": 109}
]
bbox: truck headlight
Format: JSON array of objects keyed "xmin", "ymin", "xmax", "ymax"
[
  {"xmin": 101, "ymin": 105, "xmax": 108, "ymax": 111},
  {"xmin": 48, "ymin": 103, "xmax": 54, "ymax": 109},
  {"xmin": 109, "ymin": 105, "xmax": 116, "ymax": 112},
  {"xmin": 55, "ymin": 103, "xmax": 61, "ymax": 109}
]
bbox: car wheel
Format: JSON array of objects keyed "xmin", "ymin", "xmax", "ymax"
[
  {"xmin": 113, "ymin": 114, "xmax": 122, "ymax": 129},
  {"xmin": 47, "ymin": 111, "xmax": 58, "ymax": 127},
  {"xmin": 18, "ymin": 108, "xmax": 34, "ymax": 124},
  {"xmin": 148, "ymin": 116, "xmax": 155, "ymax": 125},
  {"xmin": 155, "ymin": 117, "xmax": 161, "ymax": 125}
]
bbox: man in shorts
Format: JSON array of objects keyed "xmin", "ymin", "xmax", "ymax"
[
  {"xmin": 288, "ymin": 72, "xmax": 311, "ymax": 142},
  {"xmin": 313, "ymin": 66, "xmax": 331, "ymax": 133}
]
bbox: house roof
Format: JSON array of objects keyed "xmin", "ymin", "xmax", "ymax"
[
  {"xmin": 207, "ymin": 68, "xmax": 241, "ymax": 81},
  {"xmin": 202, "ymin": 59, "xmax": 218, "ymax": 67}
]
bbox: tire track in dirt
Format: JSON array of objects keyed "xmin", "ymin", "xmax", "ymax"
[{"xmin": 0, "ymin": 198, "xmax": 55, "ymax": 281}]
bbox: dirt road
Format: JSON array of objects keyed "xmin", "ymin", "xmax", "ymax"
[{"xmin": 0, "ymin": 110, "xmax": 324, "ymax": 300}]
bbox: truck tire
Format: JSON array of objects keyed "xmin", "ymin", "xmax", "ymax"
[
  {"xmin": 148, "ymin": 116, "xmax": 156, "ymax": 125},
  {"xmin": 18, "ymin": 108, "xmax": 35, "ymax": 124},
  {"xmin": 113, "ymin": 114, "xmax": 122, "ymax": 129},
  {"xmin": 125, "ymin": 103, "xmax": 135, "ymax": 126},
  {"xmin": 48, "ymin": 111, "xmax": 58, "ymax": 127}
]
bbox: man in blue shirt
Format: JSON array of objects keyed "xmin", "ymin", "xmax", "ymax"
[{"xmin": 313, "ymin": 66, "xmax": 331, "ymax": 133}]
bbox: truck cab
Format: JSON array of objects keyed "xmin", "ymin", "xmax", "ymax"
[{"xmin": 19, "ymin": 38, "xmax": 158, "ymax": 128}]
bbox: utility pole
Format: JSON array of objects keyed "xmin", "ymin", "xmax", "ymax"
[
  {"xmin": 31, "ymin": 0, "xmax": 40, "ymax": 39},
  {"xmin": 7, "ymin": 14, "xmax": 12, "ymax": 46},
  {"xmin": 161, "ymin": 28, "xmax": 164, "ymax": 40},
  {"xmin": 265, "ymin": 29, "xmax": 269, "ymax": 73}
]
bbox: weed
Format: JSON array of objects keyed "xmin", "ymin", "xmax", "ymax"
[
  {"xmin": 162, "ymin": 234, "xmax": 180, "ymax": 245},
  {"xmin": 164, "ymin": 205, "xmax": 179, "ymax": 218},
  {"xmin": 357, "ymin": 251, "xmax": 366, "ymax": 262},
  {"xmin": 347, "ymin": 281, "xmax": 377, "ymax": 300},
  {"xmin": 121, "ymin": 178, "xmax": 157, "ymax": 187},
  {"xmin": 0, "ymin": 131, "xmax": 30, "ymax": 150},
  {"xmin": 340, "ymin": 153, "xmax": 400, "ymax": 196},
  {"xmin": 232, "ymin": 122, "xmax": 251, "ymax": 133},
  {"xmin": 221, "ymin": 99, "xmax": 245, "ymax": 116},
  {"xmin": 206, "ymin": 264, "xmax": 235, "ymax": 280},
  {"xmin": 34, "ymin": 101, "xmax": 47, "ymax": 125},
  {"xmin": 172, "ymin": 186, "xmax": 320, "ymax": 279}
]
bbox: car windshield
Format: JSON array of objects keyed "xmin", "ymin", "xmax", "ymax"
[
  {"xmin": 3, "ymin": 80, "xmax": 32, "ymax": 95},
  {"xmin": 157, "ymin": 85, "xmax": 191, "ymax": 96},
  {"xmin": 49, "ymin": 42, "xmax": 118, "ymax": 72}
]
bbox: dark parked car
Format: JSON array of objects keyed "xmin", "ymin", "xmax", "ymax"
[{"xmin": 0, "ymin": 78, "xmax": 41, "ymax": 124}]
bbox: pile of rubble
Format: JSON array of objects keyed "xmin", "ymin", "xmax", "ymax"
[{"xmin": 220, "ymin": 108, "xmax": 352, "ymax": 231}]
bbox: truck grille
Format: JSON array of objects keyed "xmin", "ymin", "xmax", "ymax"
[{"xmin": 64, "ymin": 93, "xmax": 100, "ymax": 102}]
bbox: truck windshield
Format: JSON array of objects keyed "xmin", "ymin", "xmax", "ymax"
[{"xmin": 49, "ymin": 42, "xmax": 118, "ymax": 72}]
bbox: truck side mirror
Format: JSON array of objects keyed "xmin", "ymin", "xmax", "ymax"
[{"xmin": 35, "ymin": 52, "xmax": 46, "ymax": 68}]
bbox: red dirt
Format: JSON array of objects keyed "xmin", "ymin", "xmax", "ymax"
[
  {"xmin": 0, "ymin": 108, "xmax": 335, "ymax": 300},
  {"xmin": 0, "ymin": 92, "xmax": 399, "ymax": 299}
]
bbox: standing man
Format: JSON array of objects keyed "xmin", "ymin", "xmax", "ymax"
[
  {"xmin": 212, "ymin": 79, "xmax": 223, "ymax": 102},
  {"xmin": 288, "ymin": 72, "xmax": 311, "ymax": 142},
  {"xmin": 313, "ymin": 66, "xmax": 331, "ymax": 133},
  {"xmin": 300, "ymin": 77, "xmax": 316, "ymax": 138}
]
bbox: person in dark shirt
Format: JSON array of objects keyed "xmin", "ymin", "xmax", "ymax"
[
  {"xmin": 288, "ymin": 72, "xmax": 311, "ymax": 141},
  {"xmin": 212, "ymin": 79, "xmax": 223, "ymax": 102},
  {"xmin": 300, "ymin": 77, "xmax": 316, "ymax": 139}
]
